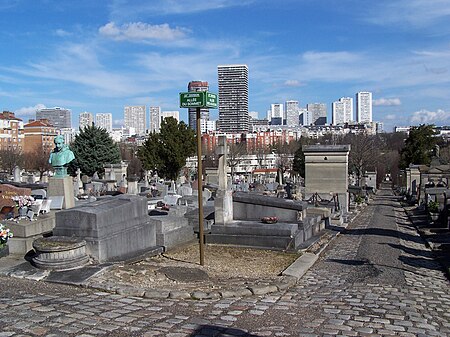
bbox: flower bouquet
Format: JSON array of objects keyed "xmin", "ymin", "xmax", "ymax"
[
  {"xmin": 11, "ymin": 195, "xmax": 35, "ymax": 208},
  {"xmin": 261, "ymin": 216, "xmax": 278, "ymax": 224},
  {"xmin": 0, "ymin": 223, "xmax": 13, "ymax": 248}
]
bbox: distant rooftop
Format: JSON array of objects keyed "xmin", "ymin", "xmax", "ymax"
[{"xmin": 303, "ymin": 144, "xmax": 351, "ymax": 152}]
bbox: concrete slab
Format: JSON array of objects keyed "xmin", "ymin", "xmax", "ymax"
[
  {"xmin": 45, "ymin": 265, "xmax": 106, "ymax": 286},
  {"xmin": 282, "ymin": 252, "xmax": 318, "ymax": 279}
]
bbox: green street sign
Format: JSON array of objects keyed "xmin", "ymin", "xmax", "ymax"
[
  {"xmin": 180, "ymin": 92, "xmax": 204, "ymax": 108},
  {"xmin": 205, "ymin": 92, "xmax": 218, "ymax": 108},
  {"xmin": 179, "ymin": 91, "xmax": 218, "ymax": 109}
]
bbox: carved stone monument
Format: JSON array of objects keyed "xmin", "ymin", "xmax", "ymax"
[
  {"xmin": 214, "ymin": 135, "xmax": 233, "ymax": 225},
  {"xmin": 303, "ymin": 145, "xmax": 351, "ymax": 213}
]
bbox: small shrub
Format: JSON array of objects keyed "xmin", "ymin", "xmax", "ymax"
[
  {"xmin": 427, "ymin": 200, "xmax": 439, "ymax": 213},
  {"xmin": 354, "ymin": 195, "xmax": 364, "ymax": 204}
]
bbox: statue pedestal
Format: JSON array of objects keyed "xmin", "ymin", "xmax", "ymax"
[
  {"xmin": 48, "ymin": 176, "xmax": 75, "ymax": 209},
  {"xmin": 214, "ymin": 190, "xmax": 233, "ymax": 225}
]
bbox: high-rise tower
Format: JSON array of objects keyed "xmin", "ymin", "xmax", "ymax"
[
  {"xmin": 79, "ymin": 111, "xmax": 94, "ymax": 130},
  {"xmin": 217, "ymin": 64, "xmax": 249, "ymax": 133},
  {"xmin": 188, "ymin": 81, "xmax": 209, "ymax": 131},
  {"xmin": 124, "ymin": 105, "xmax": 146, "ymax": 135},
  {"xmin": 332, "ymin": 97, "xmax": 353, "ymax": 125},
  {"xmin": 268, "ymin": 103, "xmax": 284, "ymax": 125},
  {"xmin": 149, "ymin": 106, "xmax": 161, "ymax": 133},
  {"xmin": 356, "ymin": 92, "xmax": 372, "ymax": 123},
  {"xmin": 306, "ymin": 103, "xmax": 327, "ymax": 125},
  {"xmin": 285, "ymin": 100, "xmax": 300, "ymax": 126},
  {"xmin": 96, "ymin": 113, "xmax": 113, "ymax": 133},
  {"xmin": 36, "ymin": 107, "xmax": 72, "ymax": 130}
]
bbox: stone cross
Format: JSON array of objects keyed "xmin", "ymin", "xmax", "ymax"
[
  {"xmin": 13, "ymin": 166, "xmax": 21, "ymax": 183},
  {"xmin": 214, "ymin": 135, "xmax": 233, "ymax": 225},
  {"xmin": 216, "ymin": 136, "xmax": 228, "ymax": 191}
]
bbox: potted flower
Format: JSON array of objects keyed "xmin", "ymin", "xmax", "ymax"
[
  {"xmin": 427, "ymin": 200, "xmax": 440, "ymax": 222},
  {"xmin": 11, "ymin": 195, "xmax": 35, "ymax": 217},
  {"xmin": 0, "ymin": 223, "xmax": 13, "ymax": 257}
]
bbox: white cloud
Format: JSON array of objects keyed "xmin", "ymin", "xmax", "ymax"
[
  {"xmin": 54, "ymin": 29, "xmax": 71, "ymax": 37},
  {"xmin": 373, "ymin": 98, "xmax": 401, "ymax": 106},
  {"xmin": 108, "ymin": 0, "xmax": 256, "ymax": 18},
  {"xmin": 409, "ymin": 109, "xmax": 450, "ymax": 124},
  {"xmin": 365, "ymin": 0, "xmax": 450, "ymax": 28},
  {"xmin": 385, "ymin": 114, "xmax": 398, "ymax": 120},
  {"xmin": 284, "ymin": 80, "xmax": 302, "ymax": 87},
  {"xmin": 99, "ymin": 22, "xmax": 189, "ymax": 42},
  {"xmin": 295, "ymin": 51, "xmax": 367, "ymax": 82},
  {"xmin": 7, "ymin": 42, "xmax": 149, "ymax": 98},
  {"xmin": 14, "ymin": 103, "xmax": 46, "ymax": 117}
]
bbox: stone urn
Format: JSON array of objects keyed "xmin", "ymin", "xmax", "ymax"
[{"xmin": 18, "ymin": 206, "xmax": 28, "ymax": 217}]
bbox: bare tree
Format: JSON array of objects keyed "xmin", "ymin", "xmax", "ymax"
[
  {"xmin": 272, "ymin": 141, "xmax": 299, "ymax": 183},
  {"xmin": 227, "ymin": 142, "xmax": 247, "ymax": 181},
  {"xmin": 118, "ymin": 142, "xmax": 138, "ymax": 161},
  {"xmin": 202, "ymin": 142, "xmax": 218, "ymax": 172},
  {"xmin": 23, "ymin": 148, "xmax": 53, "ymax": 180},
  {"xmin": 440, "ymin": 143, "xmax": 450, "ymax": 164},
  {"xmin": 127, "ymin": 157, "xmax": 144, "ymax": 179},
  {"xmin": 377, "ymin": 150, "xmax": 400, "ymax": 186},
  {"xmin": 344, "ymin": 133, "xmax": 380, "ymax": 186},
  {"xmin": 0, "ymin": 147, "xmax": 25, "ymax": 175},
  {"xmin": 250, "ymin": 145, "xmax": 270, "ymax": 169}
]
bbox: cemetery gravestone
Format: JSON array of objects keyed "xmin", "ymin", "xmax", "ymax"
[
  {"xmin": 13, "ymin": 166, "xmax": 21, "ymax": 183},
  {"xmin": 214, "ymin": 135, "xmax": 233, "ymax": 225},
  {"xmin": 177, "ymin": 184, "xmax": 193, "ymax": 197},
  {"xmin": 303, "ymin": 145, "xmax": 350, "ymax": 213},
  {"xmin": 0, "ymin": 184, "xmax": 32, "ymax": 219},
  {"xmin": 53, "ymin": 194, "xmax": 157, "ymax": 263}
]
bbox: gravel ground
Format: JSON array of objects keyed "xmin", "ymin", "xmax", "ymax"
[{"xmin": 90, "ymin": 243, "xmax": 300, "ymax": 292}]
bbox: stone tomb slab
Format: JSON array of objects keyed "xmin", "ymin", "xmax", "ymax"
[
  {"xmin": 207, "ymin": 220, "xmax": 305, "ymax": 251},
  {"xmin": 45, "ymin": 265, "xmax": 107, "ymax": 286},
  {"xmin": 158, "ymin": 266, "xmax": 209, "ymax": 282},
  {"xmin": 53, "ymin": 194, "xmax": 157, "ymax": 263}
]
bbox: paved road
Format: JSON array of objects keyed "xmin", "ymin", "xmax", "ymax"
[{"xmin": 0, "ymin": 187, "xmax": 449, "ymax": 336}]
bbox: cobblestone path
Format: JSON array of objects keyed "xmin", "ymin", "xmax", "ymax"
[{"xmin": 0, "ymin": 187, "xmax": 448, "ymax": 336}]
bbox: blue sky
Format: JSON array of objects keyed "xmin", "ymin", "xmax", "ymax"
[{"xmin": 1, "ymin": 0, "xmax": 450, "ymax": 132}]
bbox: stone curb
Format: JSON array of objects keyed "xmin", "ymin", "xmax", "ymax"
[{"xmin": 84, "ymin": 275, "xmax": 299, "ymax": 301}]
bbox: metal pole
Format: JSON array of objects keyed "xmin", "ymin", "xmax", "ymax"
[{"xmin": 196, "ymin": 107, "xmax": 205, "ymax": 266}]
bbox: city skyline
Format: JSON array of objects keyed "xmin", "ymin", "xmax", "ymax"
[{"xmin": 1, "ymin": 0, "xmax": 449, "ymax": 132}]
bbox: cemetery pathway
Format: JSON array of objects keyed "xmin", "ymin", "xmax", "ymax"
[{"xmin": 0, "ymin": 187, "xmax": 449, "ymax": 336}]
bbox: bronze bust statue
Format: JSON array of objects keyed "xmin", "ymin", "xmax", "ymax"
[{"xmin": 49, "ymin": 135, "xmax": 75, "ymax": 177}]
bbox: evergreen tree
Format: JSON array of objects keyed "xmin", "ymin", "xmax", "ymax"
[
  {"xmin": 399, "ymin": 124, "xmax": 437, "ymax": 169},
  {"xmin": 138, "ymin": 117, "xmax": 196, "ymax": 181},
  {"xmin": 292, "ymin": 137, "xmax": 315, "ymax": 178},
  {"xmin": 71, "ymin": 125, "xmax": 121, "ymax": 177}
]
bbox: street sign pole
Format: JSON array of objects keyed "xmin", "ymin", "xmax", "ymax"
[
  {"xmin": 196, "ymin": 106, "xmax": 205, "ymax": 266},
  {"xmin": 180, "ymin": 91, "xmax": 217, "ymax": 266}
]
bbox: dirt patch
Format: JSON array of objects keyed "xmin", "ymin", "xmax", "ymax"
[{"xmin": 90, "ymin": 244, "xmax": 301, "ymax": 292}]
